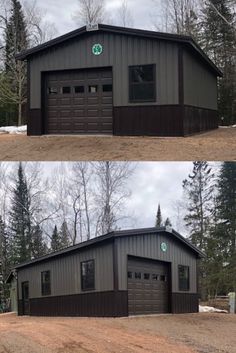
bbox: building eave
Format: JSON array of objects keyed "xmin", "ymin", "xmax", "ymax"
[{"xmin": 16, "ymin": 24, "xmax": 222, "ymax": 77}]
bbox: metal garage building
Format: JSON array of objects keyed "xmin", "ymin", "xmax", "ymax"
[
  {"xmin": 16, "ymin": 24, "xmax": 222, "ymax": 137},
  {"xmin": 9, "ymin": 227, "xmax": 203, "ymax": 317}
]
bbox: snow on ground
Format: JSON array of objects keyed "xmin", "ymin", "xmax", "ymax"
[
  {"xmin": 199, "ymin": 305, "xmax": 228, "ymax": 313},
  {"xmin": 219, "ymin": 125, "xmax": 236, "ymax": 128},
  {"xmin": 0, "ymin": 125, "xmax": 27, "ymax": 134}
]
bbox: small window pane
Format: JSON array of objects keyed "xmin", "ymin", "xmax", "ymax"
[
  {"xmin": 103, "ymin": 84, "xmax": 112, "ymax": 92},
  {"xmin": 128, "ymin": 271, "xmax": 133, "ymax": 279},
  {"xmin": 160, "ymin": 275, "xmax": 167, "ymax": 282},
  {"xmin": 74, "ymin": 86, "xmax": 84, "ymax": 93},
  {"xmin": 89, "ymin": 85, "xmax": 98, "ymax": 93},
  {"xmin": 48, "ymin": 87, "xmax": 57, "ymax": 95},
  {"xmin": 62, "ymin": 86, "xmax": 71, "ymax": 94},
  {"xmin": 135, "ymin": 272, "xmax": 141, "ymax": 279},
  {"xmin": 152, "ymin": 274, "xmax": 159, "ymax": 281},
  {"xmin": 41, "ymin": 271, "xmax": 51, "ymax": 296},
  {"xmin": 144, "ymin": 273, "xmax": 150, "ymax": 280},
  {"xmin": 131, "ymin": 65, "xmax": 154, "ymax": 83},
  {"xmin": 81, "ymin": 260, "xmax": 95, "ymax": 291},
  {"xmin": 178, "ymin": 265, "xmax": 190, "ymax": 291}
]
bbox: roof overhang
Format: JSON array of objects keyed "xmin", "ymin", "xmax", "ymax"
[
  {"xmin": 16, "ymin": 24, "xmax": 222, "ymax": 77},
  {"xmin": 14, "ymin": 227, "xmax": 205, "ymax": 271}
]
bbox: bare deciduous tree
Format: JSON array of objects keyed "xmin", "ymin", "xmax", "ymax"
[
  {"xmin": 93, "ymin": 162, "xmax": 134, "ymax": 236},
  {"xmin": 23, "ymin": 0, "xmax": 58, "ymax": 46},
  {"xmin": 73, "ymin": 0, "xmax": 107, "ymax": 26},
  {"xmin": 153, "ymin": 0, "xmax": 199, "ymax": 36},
  {"xmin": 117, "ymin": 0, "xmax": 134, "ymax": 27},
  {"xmin": 72, "ymin": 162, "xmax": 92, "ymax": 241}
]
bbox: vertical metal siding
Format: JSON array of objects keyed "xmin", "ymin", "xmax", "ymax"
[
  {"xmin": 116, "ymin": 233, "xmax": 197, "ymax": 293},
  {"xmin": 30, "ymin": 32, "xmax": 179, "ymax": 109},
  {"xmin": 18, "ymin": 242, "xmax": 113, "ymax": 299},
  {"xmin": 183, "ymin": 49, "xmax": 217, "ymax": 110}
]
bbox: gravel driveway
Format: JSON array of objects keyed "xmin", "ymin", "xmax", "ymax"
[
  {"xmin": 0, "ymin": 313, "xmax": 235, "ymax": 353},
  {"xmin": 0, "ymin": 128, "xmax": 235, "ymax": 161}
]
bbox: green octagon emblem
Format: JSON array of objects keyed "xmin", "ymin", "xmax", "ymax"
[
  {"xmin": 161, "ymin": 242, "xmax": 168, "ymax": 252},
  {"xmin": 92, "ymin": 43, "xmax": 103, "ymax": 56}
]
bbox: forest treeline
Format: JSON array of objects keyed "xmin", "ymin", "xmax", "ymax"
[
  {"xmin": 0, "ymin": 161, "xmax": 235, "ymax": 303},
  {"xmin": 0, "ymin": 0, "xmax": 235, "ymax": 126}
]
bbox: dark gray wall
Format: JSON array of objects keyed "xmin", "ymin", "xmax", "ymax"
[
  {"xmin": 29, "ymin": 31, "xmax": 179, "ymax": 109},
  {"xmin": 116, "ymin": 232, "xmax": 197, "ymax": 293},
  {"xmin": 183, "ymin": 49, "xmax": 217, "ymax": 110},
  {"xmin": 18, "ymin": 242, "xmax": 113, "ymax": 300}
]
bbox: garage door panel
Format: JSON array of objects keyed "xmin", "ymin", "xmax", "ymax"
[
  {"xmin": 45, "ymin": 68, "xmax": 113, "ymax": 134},
  {"xmin": 128, "ymin": 258, "xmax": 170, "ymax": 316}
]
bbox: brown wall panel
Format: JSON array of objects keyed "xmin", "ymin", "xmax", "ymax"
[
  {"xmin": 113, "ymin": 105, "xmax": 184, "ymax": 137},
  {"xmin": 183, "ymin": 106, "xmax": 218, "ymax": 135},
  {"xmin": 27, "ymin": 109, "xmax": 43, "ymax": 136},
  {"xmin": 18, "ymin": 291, "xmax": 128, "ymax": 317},
  {"xmin": 172, "ymin": 293, "xmax": 199, "ymax": 313}
]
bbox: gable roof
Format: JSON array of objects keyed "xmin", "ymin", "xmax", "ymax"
[
  {"xmin": 13, "ymin": 227, "xmax": 204, "ymax": 271},
  {"xmin": 16, "ymin": 23, "xmax": 222, "ymax": 77}
]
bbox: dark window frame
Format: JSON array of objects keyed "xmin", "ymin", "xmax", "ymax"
[
  {"xmin": 74, "ymin": 85, "xmax": 85, "ymax": 94},
  {"xmin": 178, "ymin": 265, "xmax": 190, "ymax": 291},
  {"xmin": 41, "ymin": 270, "xmax": 51, "ymax": 296},
  {"xmin": 62, "ymin": 86, "xmax": 71, "ymax": 94},
  {"xmin": 81, "ymin": 259, "xmax": 95, "ymax": 292},
  {"xmin": 129, "ymin": 64, "xmax": 156, "ymax": 103}
]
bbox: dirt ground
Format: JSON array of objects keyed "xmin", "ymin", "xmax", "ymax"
[
  {"xmin": 0, "ymin": 128, "xmax": 235, "ymax": 161},
  {"xmin": 0, "ymin": 313, "xmax": 235, "ymax": 353}
]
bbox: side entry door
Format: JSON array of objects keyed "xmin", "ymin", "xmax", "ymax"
[{"xmin": 22, "ymin": 281, "xmax": 30, "ymax": 315}]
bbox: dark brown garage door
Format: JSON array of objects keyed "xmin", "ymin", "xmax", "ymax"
[
  {"xmin": 44, "ymin": 68, "xmax": 113, "ymax": 134},
  {"xmin": 128, "ymin": 257, "xmax": 170, "ymax": 315}
]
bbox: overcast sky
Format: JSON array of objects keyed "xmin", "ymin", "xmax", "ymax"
[
  {"xmin": 40, "ymin": 161, "xmax": 219, "ymax": 236},
  {"xmin": 26, "ymin": 0, "xmax": 162, "ymax": 36}
]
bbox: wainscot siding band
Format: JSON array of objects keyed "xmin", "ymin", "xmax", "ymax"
[
  {"xmin": 18, "ymin": 291, "xmax": 128, "ymax": 317},
  {"xmin": 171, "ymin": 293, "xmax": 199, "ymax": 313},
  {"xmin": 113, "ymin": 106, "xmax": 184, "ymax": 137}
]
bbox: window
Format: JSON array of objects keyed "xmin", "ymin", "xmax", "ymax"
[
  {"xmin": 41, "ymin": 271, "xmax": 51, "ymax": 296},
  {"xmin": 127, "ymin": 271, "xmax": 133, "ymax": 279},
  {"xmin": 152, "ymin": 274, "xmax": 159, "ymax": 281},
  {"xmin": 62, "ymin": 86, "xmax": 71, "ymax": 94},
  {"xmin": 74, "ymin": 86, "xmax": 85, "ymax": 94},
  {"xmin": 48, "ymin": 87, "xmax": 58, "ymax": 95},
  {"xmin": 144, "ymin": 273, "xmax": 150, "ymax": 280},
  {"xmin": 103, "ymin": 84, "xmax": 112, "ymax": 92},
  {"xmin": 81, "ymin": 260, "xmax": 95, "ymax": 291},
  {"xmin": 129, "ymin": 64, "xmax": 156, "ymax": 103},
  {"xmin": 160, "ymin": 275, "xmax": 167, "ymax": 282},
  {"xmin": 89, "ymin": 85, "xmax": 98, "ymax": 93},
  {"xmin": 178, "ymin": 265, "xmax": 190, "ymax": 291},
  {"xmin": 135, "ymin": 272, "xmax": 141, "ymax": 279}
]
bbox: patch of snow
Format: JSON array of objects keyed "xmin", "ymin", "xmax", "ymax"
[
  {"xmin": 199, "ymin": 305, "xmax": 228, "ymax": 313},
  {"xmin": 0, "ymin": 125, "xmax": 27, "ymax": 134},
  {"xmin": 219, "ymin": 125, "xmax": 236, "ymax": 129}
]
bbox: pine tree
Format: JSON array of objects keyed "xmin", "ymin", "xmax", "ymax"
[
  {"xmin": 51, "ymin": 225, "xmax": 60, "ymax": 252},
  {"xmin": 164, "ymin": 217, "xmax": 172, "ymax": 227},
  {"xmin": 59, "ymin": 221, "xmax": 71, "ymax": 249},
  {"xmin": 4, "ymin": 0, "xmax": 28, "ymax": 125},
  {"xmin": 200, "ymin": 0, "xmax": 236, "ymax": 125},
  {"xmin": 9, "ymin": 163, "xmax": 32, "ymax": 265},
  {"xmin": 31, "ymin": 225, "xmax": 47, "ymax": 259},
  {"xmin": 183, "ymin": 162, "xmax": 216, "ymax": 300},
  {"xmin": 215, "ymin": 162, "xmax": 236, "ymax": 292},
  {"xmin": 0, "ymin": 216, "xmax": 9, "ymax": 304},
  {"xmin": 155, "ymin": 204, "xmax": 162, "ymax": 227},
  {"xmin": 183, "ymin": 162, "xmax": 214, "ymax": 249}
]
